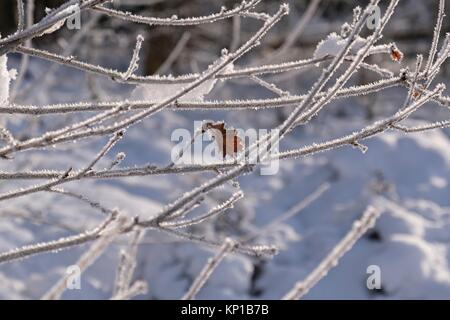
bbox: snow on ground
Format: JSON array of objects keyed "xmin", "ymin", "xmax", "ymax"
[{"xmin": 0, "ymin": 51, "xmax": 450, "ymax": 300}]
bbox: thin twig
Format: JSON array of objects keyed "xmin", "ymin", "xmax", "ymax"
[
  {"xmin": 282, "ymin": 206, "xmax": 381, "ymax": 300},
  {"xmin": 122, "ymin": 35, "xmax": 144, "ymax": 81}
]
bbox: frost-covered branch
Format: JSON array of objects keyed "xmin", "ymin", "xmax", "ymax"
[
  {"xmin": 182, "ymin": 238, "xmax": 237, "ymax": 300},
  {"xmin": 111, "ymin": 230, "xmax": 146, "ymax": 300},
  {"xmin": 2, "ymin": 0, "xmax": 450, "ymax": 301},
  {"xmin": 424, "ymin": 0, "xmax": 445, "ymax": 78},
  {"xmin": 161, "ymin": 191, "xmax": 243, "ymax": 229},
  {"xmin": 16, "ymin": 0, "xmax": 25, "ymax": 33},
  {"xmin": 282, "ymin": 206, "xmax": 381, "ymax": 300},
  {"xmin": 275, "ymin": 85, "xmax": 445, "ymax": 160},
  {"xmin": 12, "ymin": 44, "xmax": 392, "ymax": 86},
  {"xmin": 0, "ymin": 211, "xmax": 119, "ymax": 265},
  {"xmin": 242, "ymin": 183, "xmax": 330, "ymax": 243},
  {"xmin": 94, "ymin": 0, "xmax": 262, "ymax": 26},
  {"xmin": 0, "ymin": 131, "xmax": 123, "ymax": 202},
  {"xmin": 122, "ymin": 35, "xmax": 144, "ymax": 81},
  {"xmin": 0, "ymin": 5, "xmax": 288, "ymax": 159},
  {"xmin": 2, "ymin": 76, "xmax": 407, "ymax": 115},
  {"xmin": 42, "ymin": 226, "xmax": 119, "ymax": 300}
]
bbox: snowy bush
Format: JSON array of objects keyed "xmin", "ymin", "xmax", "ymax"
[{"xmin": 0, "ymin": 0, "xmax": 450, "ymax": 300}]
